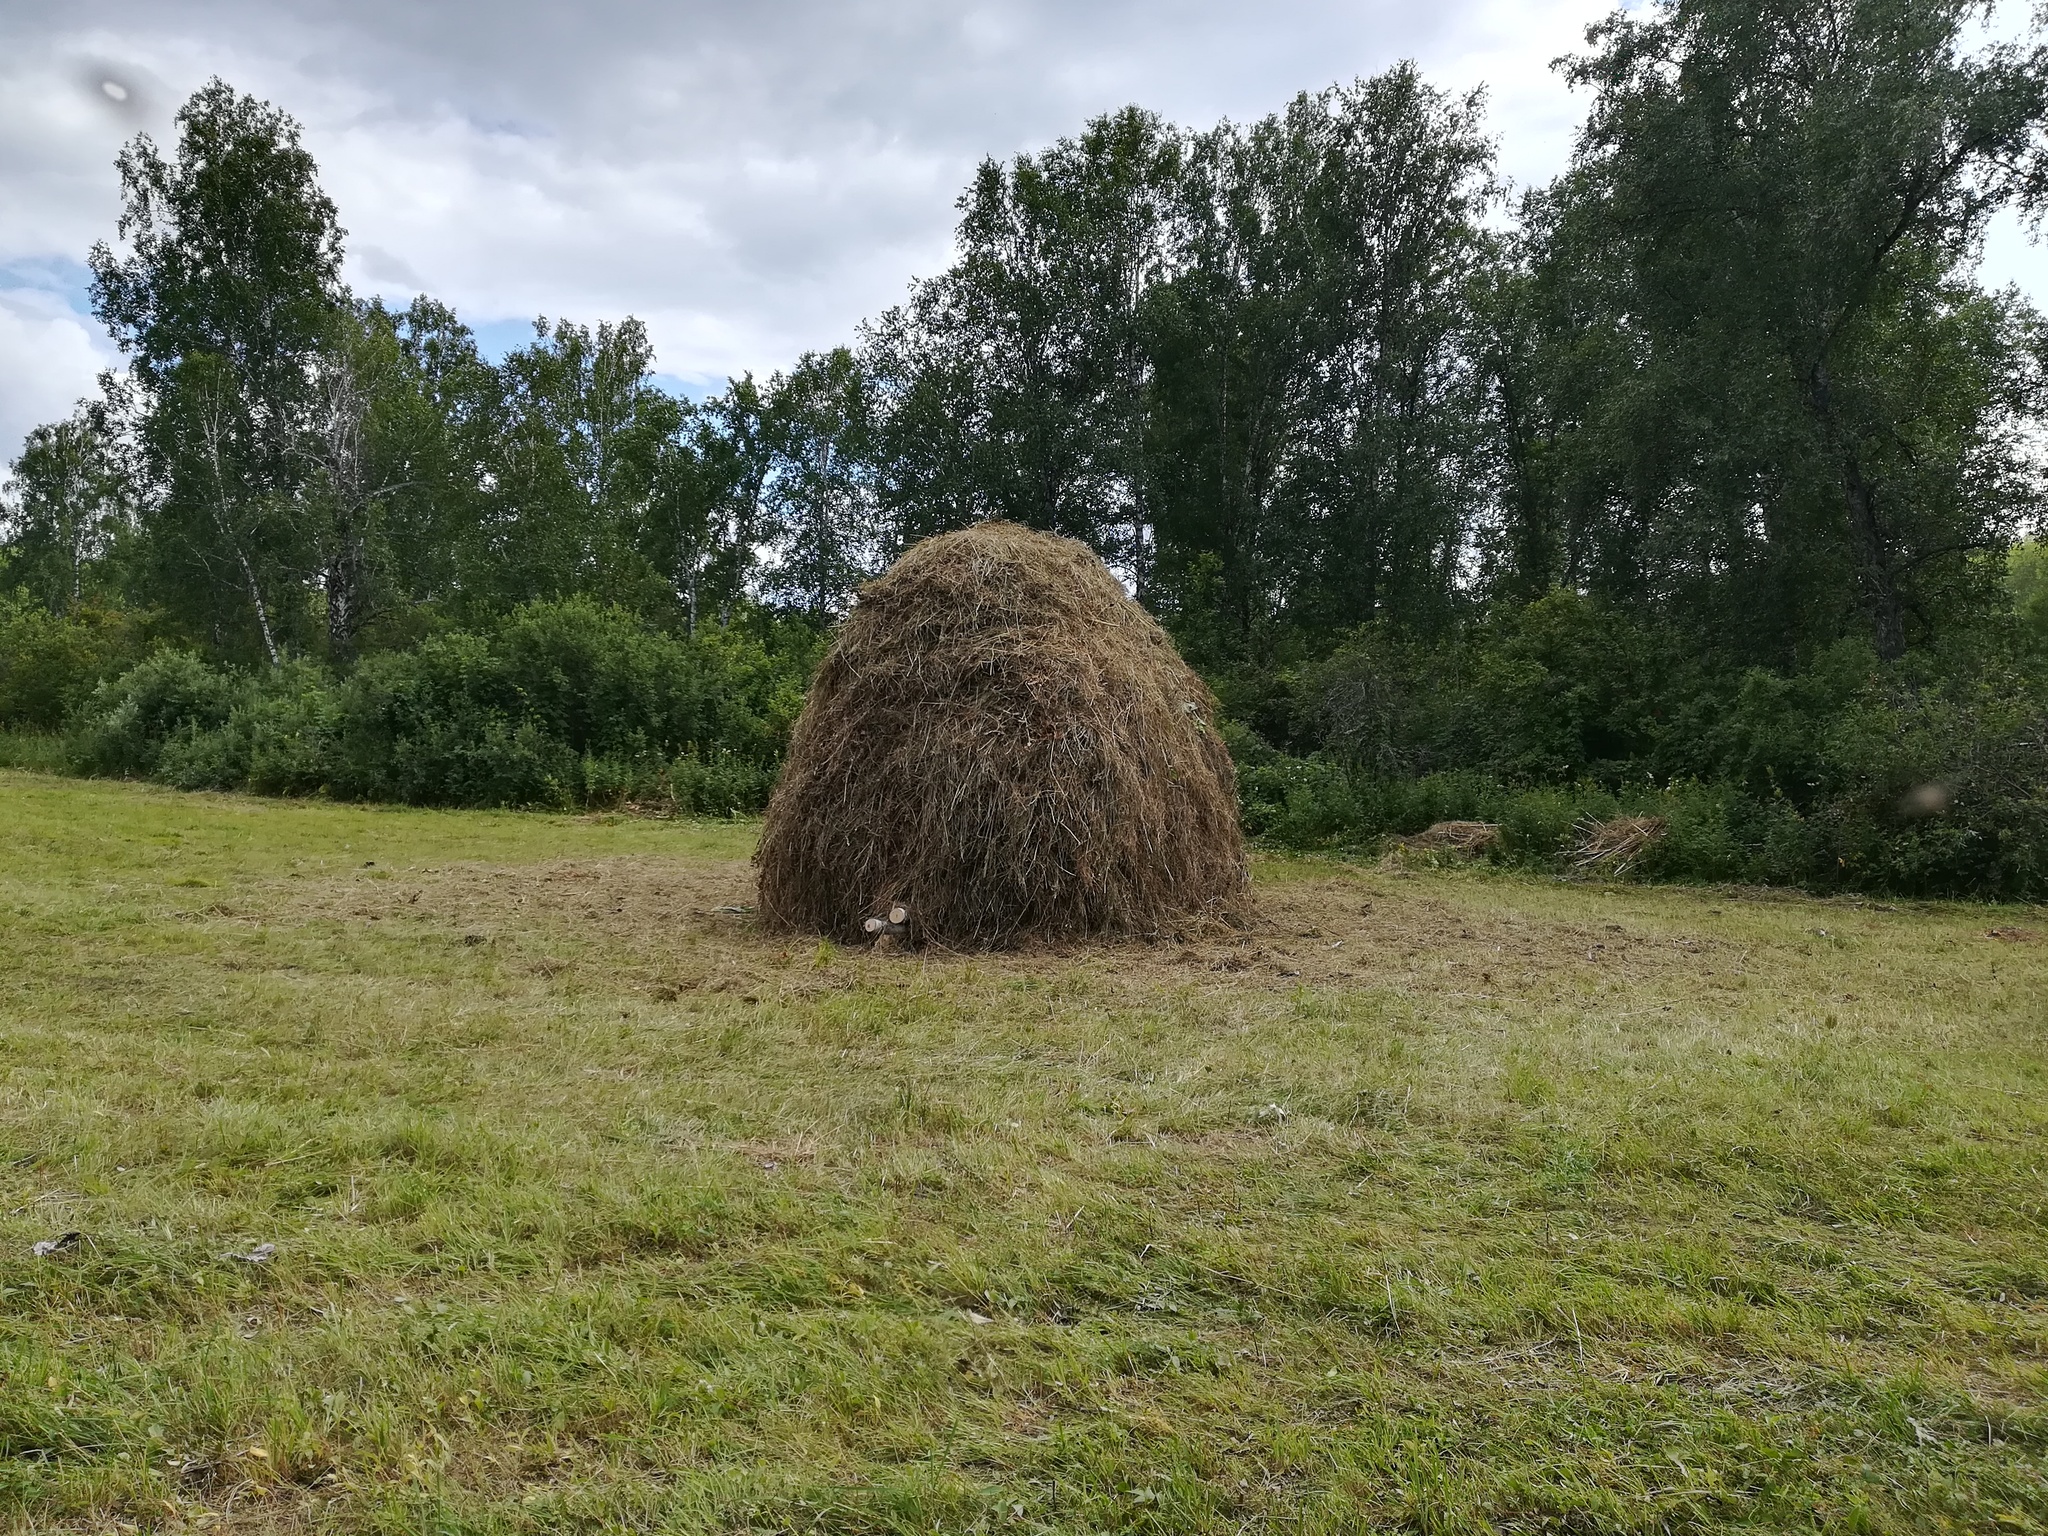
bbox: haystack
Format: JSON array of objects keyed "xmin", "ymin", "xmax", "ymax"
[{"xmin": 754, "ymin": 522, "xmax": 1249, "ymax": 949}]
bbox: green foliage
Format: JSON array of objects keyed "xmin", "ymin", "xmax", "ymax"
[
  {"xmin": 0, "ymin": 401, "xmax": 133, "ymax": 615},
  {"xmin": 8, "ymin": 41, "xmax": 2048, "ymax": 897},
  {"xmin": 68, "ymin": 649, "xmax": 246, "ymax": 779},
  {"xmin": 2013, "ymin": 538, "xmax": 2048, "ymax": 638},
  {"xmin": 756, "ymin": 347, "xmax": 878, "ymax": 617},
  {"xmin": 89, "ymin": 79, "xmax": 347, "ymax": 665},
  {"xmin": 861, "ymin": 105, "xmax": 1179, "ymax": 566},
  {"xmin": 1146, "ymin": 70, "xmax": 1496, "ymax": 652},
  {"xmin": 1235, "ymin": 633, "xmax": 2048, "ymax": 900},
  {"xmin": 1301, "ymin": 597, "xmax": 1681, "ymax": 785},
  {"xmin": 1519, "ymin": 0, "xmax": 2048, "ymax": 663},
  {"xmin": 0, "ymin": 728, "xmax": 68, "ymax": 773},
  {"xmin": 0, "ymin": 592, "xmax": 153, "ymax": 729},
  {"xmin": 65, "ymin": 600, "xmax": 813, "ymax": 813}
]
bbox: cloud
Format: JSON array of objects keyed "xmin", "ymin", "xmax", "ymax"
[
  {"xmin": 353, "ymin": 243, "xmax": 424, "ymax": 290},
  {"xmin": 0, "ymin": 284, "xmax": 116, "ymax": 467}
]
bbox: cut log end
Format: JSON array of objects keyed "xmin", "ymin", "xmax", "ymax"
[{"xmin": 866, "ymin": 909, "xmax": 911, "ymax": 949}]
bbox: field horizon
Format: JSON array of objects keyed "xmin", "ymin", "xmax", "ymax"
[{"xmin": 2, "ymin": 770, "xmax": 2044, "ymax": 1533}]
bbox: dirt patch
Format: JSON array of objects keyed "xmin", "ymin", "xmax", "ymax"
[{"xmin": 261, "ymin": 855, "xmax": 1760, "ymax": 1018}]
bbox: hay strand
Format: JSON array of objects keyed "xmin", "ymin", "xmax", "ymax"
[
  {"xmin": 1570, "ymin": 814, "xmax": 1667, "ymax": 874},
  {"xmin": 1401, "ymin": 820, "xmax": 1502, "ymax": 855},
  {"xmin": 754, "ymin": 522, "xmax": 1250, "ymax": 949}
]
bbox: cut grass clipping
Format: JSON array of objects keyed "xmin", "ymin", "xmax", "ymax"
[
  {"xmin": 755, "ymin": 522, "xmax": 1248, "ymax": 950},
  {"xmin": 1, "ymin": 770, "xmax": 2045, "ymax": 1533}
]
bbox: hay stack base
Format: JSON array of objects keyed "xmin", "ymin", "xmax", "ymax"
[{"xmin": 754, "ymin": 522, "xmax": 1249, "ymax": 950}]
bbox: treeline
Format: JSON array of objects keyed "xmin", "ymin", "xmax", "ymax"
[{"xmin": 6, "ymin": 0, "xmax": 2048, "ymax": 896}]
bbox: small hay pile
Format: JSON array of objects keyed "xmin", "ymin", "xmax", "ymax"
[
  {"xmin": 1570, "ymin": 814, "xmax": 1667, "ymax": 874},
  {"xmin": 1401, "ymin": 820, "xmax": 1502, "ymax": 856},
  {"xmin": 1384, "ymin": 819, "xmax": 1499, "ymax": 868},
  {"xmin": 754, "ymin": 522, "xmax": 1249, "ymax": 949}
]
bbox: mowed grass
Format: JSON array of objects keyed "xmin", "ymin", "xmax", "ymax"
[{"xmin": 1, "ymin": 772, "xmax": 2044, "ymax": 1535}]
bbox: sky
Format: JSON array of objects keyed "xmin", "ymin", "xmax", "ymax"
[{"xmin": 3, "ymin": 0, "xmax": 2044, "ymax": 466}]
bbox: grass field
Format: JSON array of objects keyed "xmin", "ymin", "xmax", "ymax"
[{"xmin": 1, "ymin": 770, "xmax": 2044, "ymax": 1534}]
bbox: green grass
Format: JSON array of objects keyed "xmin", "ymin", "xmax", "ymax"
[
  {"xmin": 0, "ymin": 728, "xmax": 67, "ymax": 775},
  {"xmin": 1, "ymin": 769, "xmax": 2044, "ymax": 1534}
]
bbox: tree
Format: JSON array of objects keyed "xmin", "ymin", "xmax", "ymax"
[
  {"xmin": 465, "ymin": 316, "xmax": 687, "ymax": 617},
  {"xmin": 1, "ymin": 394, "xmax": 135, "ymax": 614},
  {"xmin": 1145, "ymin": 69, "xmax": 1498, "ymax": 658},
  {"xmin": 89, "ymin": 78, "xmax": 345, "ymax": 662},
  {"xmin": 298, "ymin": 303, "xmax": 406, "ymax": 661},
  {"xmin": 1539, "ymin": 0, "xmax": 2048, "ymax": 660},
  {"xmin": 2012, "ymin": 537, "xmax": 2048, "ymax": 637},
  {"xmin": 862, "ymin": 108, "xmax": 1181, "ymax": 573},
  {"xmin": 759, "ymin": 348, "xmax": 876, "ymax": 618},
  {"xmin": 859, "ymin": 76, "xmax": 1497, "ymax": 660},
  {"xmin": 364, "ymin": 298, "xmax": 498, "ymax": 636},
  {"xmin": 296, "ymin": 298, "xmax": 495, "ymax": 662},
  {"xmin": 686, "ymin": 374, "xmax": 780, "ymax": 626}
]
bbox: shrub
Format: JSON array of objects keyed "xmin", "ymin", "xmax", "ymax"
[
  {"xmin": 0, "ymin": 593, "xmax": 153, "ymax": 730},
  {"xmin": 0, "ymin": 728, "xmax": 68, "ymax": 773},
  {"xmin": 322, "ymin": 601, "xmax": 803, "ymax": 809},
  {"xmin": 70, "ymin": 650, "xmax": 246, "ymax": 779},
  {"xmin": 1250, "ymin": 595, "xmax": 2048, "ymax": 900},
  {"xmin": 64, "ymin": 599, "xmax": 813, "ymax": 814},
  {"xmin": 1494, "ymin": 786, "xmax": 1592, "ymax": 862},
  {"xmin": 1236, "ymin": 755, "xmax": 1364, "ymax": 848},
  {"xmin": 663, "ymin": 752, "xmax": 780, "ymax": 818},
  {"xmin": 1818, "ymin": 661, "xmax": 2048, "ymax": 900},
  {"xmin": 2012, "ymin": 540, "xmax": 2048, "ymax": 640},
  {"xmin": 1227, "ymin": 745, "xmax": 2047, "ymax": 901}
]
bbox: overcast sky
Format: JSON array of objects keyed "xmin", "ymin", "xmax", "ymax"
[{"xmin": 3, "ymin": 0, "xmax": 2043, "ymax": 464}]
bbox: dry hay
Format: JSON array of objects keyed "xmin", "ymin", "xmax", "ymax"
[
  {"xmin": 1571, "ymin": 813, "xmax": 1667, "ymax": 874},
  {"xmin": 754, "ymin": 521, "xmax": 1250, "ymax": 949},
  {"xmin": 1393, "ymin": 821, "xmax": 1502, "ymax": 857}
]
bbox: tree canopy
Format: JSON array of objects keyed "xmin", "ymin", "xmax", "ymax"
[{"xmin": 6, "ymin": 8, "xmax": 2048, "ymax": 887}]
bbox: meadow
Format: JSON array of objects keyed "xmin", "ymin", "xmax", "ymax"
[{"xmin": 1, "ymin": 770, "xmax": 2044, "ymax": 1534}]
